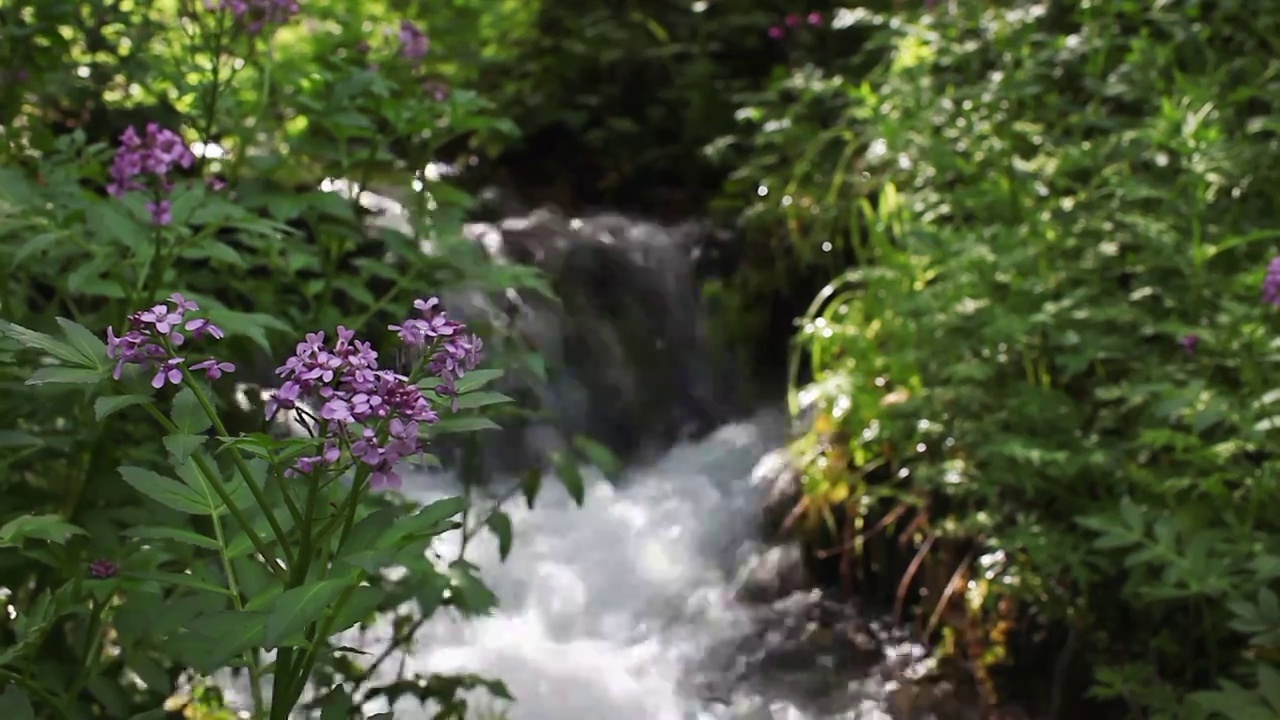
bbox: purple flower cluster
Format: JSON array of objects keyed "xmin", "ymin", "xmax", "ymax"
[
  {"xmin": 768, "ymin": 11, "xmax": 823, "ymax": 39},
  {"xmin": 265, "ymin": 298, "xmax": 482, "ymax": 490},
  {"xmin": 213, "ymin": 0, "xmax": 300, "ymax": 34},
  {"xmin": 106, "ymin": 294, "xmax": 233, "ymax": 388},
  {"xmin": 89, "ymin": 559, "xmax": 119, "ymax": 579},
  {"xmin": 107, "ymin": 124, "xmax": 197, "ymax": 225},
  {"xmin": 399, "ymin": 20, "xmax": 430, "ymax": 61},
  {"xmin": 1263, "ymin": 256, "xmax": 1280, "ymax": 306}
]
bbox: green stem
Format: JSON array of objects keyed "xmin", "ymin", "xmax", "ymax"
[
  {"xmin": 63, "ymin": 597, "xmax": 107, "ymax": 712},
  {"xmin": 209, "ymin": 496, "xmax": 267, "ymax": 714},
  {"xmin": 0, "ymin": 668, "xmax": 72, "ymax": 720},
  {"xmin": 140, "ymin": 403, "xmax": 287, "ymax": 581},
  {"xmin": 176, "ymin": 365, "xmax": 299, "ymax": 566}
]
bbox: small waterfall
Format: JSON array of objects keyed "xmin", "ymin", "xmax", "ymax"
[
  {"xmin": 224, "ymin": 185, "xmax": 976, "ymax": 719},
  {"xmin": 342, "ymin": 411, "xmax": 949, "ymax": 720}
]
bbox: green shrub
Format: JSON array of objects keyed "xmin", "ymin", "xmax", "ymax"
[
  {"xmin": 0, "ymin": 1, "xmax": 555, "ymax": 717},
  {"xmin": 735, "ymin": 1, "xmax": 1280, "ymax": 716}
]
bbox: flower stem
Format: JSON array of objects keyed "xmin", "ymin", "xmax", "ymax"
[
  {"xmin": 178, "ymin": 367, "xmax": 298, "ymax": 568},
  {"xmin": 140, "ymin": 402, "xmax": 287, "ymax": 581}
]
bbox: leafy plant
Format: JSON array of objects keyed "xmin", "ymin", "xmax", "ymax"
[{"xmin": 738, "ymin": 0, "xmax": 1280, "ymax": 716}]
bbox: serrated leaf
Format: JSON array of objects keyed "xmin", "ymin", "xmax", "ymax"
[
  {"xmin": 171, "ymin": 387, "xmax": 213, "ymax": 435},
  {"xmin": 0, "ymin": 320, "xmax": 83, "ymax": 364},
  {"xmin": 0, "ymin": 514, "xmax": 85, "ymax": 547},
  {"xmin": 55, "ymin": 317, "xmax": 108, "ymax": 367},
  {"xmin": 25, "ymin": 365, "xmax": 107, "ymax": 385},
  {"xmin": 264, "ymin": 579, "xmax": 349, "ymax": 648},
  {"xmin": 164, "ymin": 434, "xmax": 205, "ymax": 464},
  {"xmin": 95, "ymin": 394, "xmax": 151, "ymax": 420},
  {"xmin": 124, "ymin": 525, "xmax": 221, "ymax": 551},
  {"xmin": 119, "ymin": 466, "xmax": 213, "ymax": 515}
]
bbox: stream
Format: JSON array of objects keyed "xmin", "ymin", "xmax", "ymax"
[{"xmin": 336, "ymin": 410, "xmax": 952, "ymax": 720}]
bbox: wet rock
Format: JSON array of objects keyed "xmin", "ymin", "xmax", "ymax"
[
  {"xmin": 733, "ymin": 543, "xmax": 810, "ymax": 604},
  {"xmin": 324, "ymin": 184, "xmax": 749, "ymax": 471},
  {"xmin": 751, "ymin": 449, "xmax": 804, "ymax": 540}
]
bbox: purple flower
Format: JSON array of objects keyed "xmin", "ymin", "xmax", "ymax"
[
  {"xmin": 213, "ymin": 0, "xmax": 300, "ymax": 34},
  {"xmin": 399, "ymin": 20, "xmax": 429, "ymax": 61},
  {"xmin": 1264, "ymin": 256, "xmax": 1280, "ymax": 306},
  {"xmin": 784, "ymin": 13, "xmax": 801, "ymax": 26},
  {"xmin": 89, "ymin": 559, "xmax": 119, "ymax": 579},
  {"xmin": 768, "ymin": 25, "xmax": 784, "ymax": 39},
  {"xmin": 807, "ymin": 11, "xmax": 823, "ymax": 25},
  {"xmin": 106, "ymin": 294, "xmax": 230, "ymax": 385},
  {"xmin": 266, "ymin": 298, "xmax": 484, "ymax": 490},
  {"xmin": 1180, "ymin": 334, "xmax": 1199, "ymax": 354},
  {"xmin": 108, "ymin": 124, "xmax": 196, "ymax": 226},
  {"xmin": 192, "ymin": 359, "xmax": 236, "ymax": 379}
]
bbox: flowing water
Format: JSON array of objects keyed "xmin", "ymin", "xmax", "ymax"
[{"xmin": 325, "ymin": 409, "xmax": 945, "ymax": 720}]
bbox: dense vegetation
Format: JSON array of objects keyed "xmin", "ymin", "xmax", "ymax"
[{"xmin": 2, "ymin": 0, "xmax": 1279, "ymax": 718}]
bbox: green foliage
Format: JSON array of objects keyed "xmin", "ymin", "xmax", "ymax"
[
  {"xmin": 0, "ymin": 1, "xmax": 559, "ymax": 719},
  {"xmin": 760, "ymin": 0, "xmax": 1280, "ymax": 716}
]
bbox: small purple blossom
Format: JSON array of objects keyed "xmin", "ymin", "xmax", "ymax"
[
  {"xmin": 107, "ymin": 124, "xmax": 196, "ymax": 225},
  {"xmin": 266, "ymin": 297, "xmax": 484, "ymax": 490},
  {"xmin": 212, "ymin": 0, "xmax": 300, "ymax": 34},
  {"xmin": 768, "ymin": 25, "xmax": 784, "ymax": 39},
  {"xmin": 106, "ymin": 294, "xmax": 230, "ymax": 388},
  {"xmin": 89, "ymin": 559, "xmax": 119, "ymax": 579},
  {"xmin": 807, "ymin": 11, "xmax": 823, "ymax": 25},
  {"xmin": 784, "ymin": 13, "xmax": 801, "ymax": 26},
  {"xmin": 1180, "ymin": 334, "xmax": 1199, "ymax": 354},
  {"xmin": 1264, "ymin": 256, "xmax": 1280, "ymax": 306},
  {"xmin": 399, "ymin": 20, "xmax": 429, "ymax": 61}
]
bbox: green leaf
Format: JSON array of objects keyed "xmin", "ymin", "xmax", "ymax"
[
  {"xmin": 319, "ymin": 686, "xmax": 354, "ymax": 720},
  {"xmin": 124, "ymin": 525, "xmax": 221, "ymax": 551},
  {"xmin": 453, "ymin": 391, "xmax": 514, "ymax": 410},
  {"xmin": 383, "ymin": 496, "xmax": 468, "ymax": 546},
  {"xmin": 573, "ymin": 435, "xmax": 623, "ymax": 477},
  {"xmin": 184, "ymin": 610, "xmax": 268, "ymax": 672},
  {"xmin": 520, "ymin": 467, "xmax": 542, "ymax": 509},
  {"xmin": 554, "ymin": 452, "xmax": 586, "ymax": 505},
  {"xmin": 448, "ymin": 562, "xmax": 498, "ymax": 615},
  {"xmin": 487, "ymin": 510, "xmax": 514, "ymax": 561},
  {"xmin": 0, "ymin": 320, "xmax": 83, "ymax": 364},
  {"xmin": 172, "ymin": 387, "xmax": 213, "ymax": 435},
  {"xmin": 264, "ymin": 579, "xmax": 349, "ymax": 648},
  {"xmin": 0, "ymin": 432, "xmax": 42, "ymax": 448},
  {"xmin": 179, "ymin": 239, "xmax": 246, "ymax": 266},
  {"xmin": 164, "ymin": 434, "xmax": 205, "ymax": 464},
  {"xmin": 55, "ymin": 317, "xmax": 108, "ymax": 367},
  {"xmin": 327, "ymin": 585, "xmax": 383, "ymax": 635},
  {"xmin": 95, "ymin": 394, "xmax": 151, "ymax": 420},
  {"xmin": 454, "ymin": 369, "xmax": 504, "ymax": 393},
  {"xmin": 0, "ymin": 685, "xmax": 34, "ymax": 720},
  {"xmin": 124, "ymin": 571, "xmax": 232, "ymax": 597},
  {"xmin": 25, "ymin": 365, "xmax": 107, "ymax": 385},
  {"xmin": 119, "ymin": 466, "xmax": 213, "ymax": 515},
  {"xmin": 426, "ymin": 416, "xmax": 502, "ymax": 435},
  {"xmin": 0, "ymin": 514, "xmax": 85, "ymax": 547}
]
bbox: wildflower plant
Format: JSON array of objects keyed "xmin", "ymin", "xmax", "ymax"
[{"xmin": 0, "ymin": 292, "xmax": 501, "ymax": 718}]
